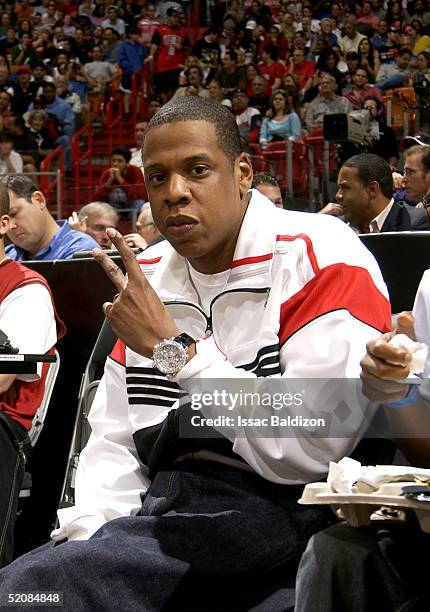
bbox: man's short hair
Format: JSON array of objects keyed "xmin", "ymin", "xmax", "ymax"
[
  {"xmin": 111, "ymin": 145, "xmax": 132, "ymax": 163},
  {"xmin": 143, "ymin": 96, "xmax": 242, "ymax": 165},
  {"xmin": 0, "ymin": 130, "xmax": 13, "ymax": 143},
  {"xmin": 263, "ymin": 43, "xmax": 279, "ymax": 61},
  {"xmin": 404, "ymin": 144, "xmax": 430, "ymax": 171},
  {"xmin": 78, "ymin": 201, "xmax": 119, "ymax": 223},
  {"xmin": 0, "ymin": 175, "xmax": 38, "ymax": 201},
  {"xmin": 139, "ymin": 201, "xmax": 154, "ymax": 225},
  {"xmin": 225, "ymin": 50, "xmax": 237, "ymax": 63},
  {"xmin": 0, "ymin": 184, "xmax": 9, "ymax": 216},
  {"xmin": 252, "ymin": 172, "xmax": 280, "ymax": 190},
  {"xmin": 342, "ymin": 154, "xmax": 393, "ymax": 198}
]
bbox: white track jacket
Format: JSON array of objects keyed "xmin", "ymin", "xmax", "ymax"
[{"xmin": 55, "ymin": 190, "xmax": 392, "ymax": 541}]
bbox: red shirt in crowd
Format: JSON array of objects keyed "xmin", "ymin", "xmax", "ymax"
[{"xmin": 151, "ymin": 24, "xmax": 190, "ymax": 74}]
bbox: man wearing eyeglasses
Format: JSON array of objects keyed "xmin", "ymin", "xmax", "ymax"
[
  {"xmin": 124, "ymin": 201, "xmax": 162, "ymax": 250},
  {"xmin": 402, "ymin": 144, "xmax": 430, "ymax": 211}
]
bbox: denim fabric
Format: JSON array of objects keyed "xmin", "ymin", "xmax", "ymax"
[
  {"xmin": 295, "ymin": 522, "xmax": 428, "ymax": 612},
  {"xmin": 0, "ymin": 460, "xmax": 331, "ymax": 611},
  {"xmin": 0, "ymin": 413, "xmax": 31, "ymax": 568}
]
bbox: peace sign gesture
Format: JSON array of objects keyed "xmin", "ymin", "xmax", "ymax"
[{"xmin": 93, "ymin": 228, "xmax": 179, "ymax": 357}]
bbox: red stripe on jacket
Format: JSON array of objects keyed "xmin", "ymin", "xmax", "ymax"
[
  {"xmin": 279, "ymin": 263, "xmax": 391, "ymax": 346},
  {"xmin": 110, "ymin": 339, "xmax": 126, "ymax": 366}
]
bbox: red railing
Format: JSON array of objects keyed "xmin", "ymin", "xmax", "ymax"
[
  {"xmin": 106, "ymin": 94, "xmax": 124, "ymax": 154},
  {"xmin": 40, "ymin": 145, "xmax": 65, "ymax": 219},
  {"xmin": 71, "ymin": 123, "xmax": 94, "ymax": 209},
  {"xmin": 131, "ymin": 64, "xmax": 152, "ymax": 120}
]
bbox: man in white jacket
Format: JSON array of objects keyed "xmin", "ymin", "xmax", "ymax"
[{"xmin": 0, "ymin": 96, "xmax": 392, "ymax": 610}]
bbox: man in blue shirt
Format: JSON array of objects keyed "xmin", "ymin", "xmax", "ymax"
[{"xmin": 3, "ymin": 175, "xmax": 98, "ymax": 261}]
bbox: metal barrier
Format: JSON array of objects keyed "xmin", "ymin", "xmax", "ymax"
[
  {"xmin": 71, "ymin": 124, "xmax": 94, "ymax": 209},
  {"xmin": 130, "ymin": 64, "xmax": 151, "ymax": 120},
  {"xmin": 106, "ymin": 95, "xmax": 125, "ymax": 154},
  {"xmin": 40, "ymin": 146, "xmax": 65, "ymax": 219}
]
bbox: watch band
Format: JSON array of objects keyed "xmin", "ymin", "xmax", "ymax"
[{"xmin": 174, "ymin": 333, "xmax": 195, "ymax": 349}]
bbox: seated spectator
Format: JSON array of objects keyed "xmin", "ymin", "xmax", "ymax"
[
  {"xmin": 124, "ymin": 201, "xmax": 162, "ymax": 249},
  {"xmin": 358, "ymin": 37, "xmax": 381, "ymax": 82},
  {"xmin": 327, "ymin": 153, "xmax": 429, "ymax": 232},
  {"xmin": 343, "ymin": 66, "xmax": 382, "ymax": 110},
  {"xmin": 190, "ymin": 26, "xmax": 221, "ymax": 68},
  {"xmin": 339, "ymin": 16, "xmax": 366, "ymax": 55},
  {"xmin": 102, "ymin": 26, "xmax": 122, "ymax": 64},
  {"xmin": 130, "ymin": 120, "xmax": 146, "ymax": 171},
  {"xmin": 173, "ymin": 64, "xmax": 209, "ymax": 99},
  {"xmin": 118, "ymin": 25, "xmax": 147, "ymax": 114},
  {"xmin": 252, "ymin": 172, "xmax": 283, "ymax": 208},
  {"xmin": 30, "ymin": 60, "xmax": 54, "ymax": 96},
  {"xmin": 0, "ymin": 175, "xmax": 63, "ymax": 568},
  {"xmin": 357, "ymin": 0, "xmax": 380, "ymax": 30},
  {"xmin": 146, "ymin": 95, "xmax": 163, "ymax": 119},
  {"xmin": 0, "ymin": 66, "xmax": 14, "ymax": 97},
  {"xmin": 101, "ymin": 6, "xmax": 126, "ymax": 38},
  {"xmin": 402, "ymin": 143, "xmax": 430, "ymax": 209},
  {"xmin": 260, "ymin": 89, "xmax": 301, "ymax": 148},
  {"xmin": 27, "ymin": 82, "xmax": 75, "ymax": 171},
  {"xmin": 305, "ymin": 74, "xmax": 352, "ymax": 132},
  {"xmin": 316, "ymin": 48, "xmax": 344, "ymax": 90},
  {"xmin": 68, "ymin": 201, "xmax": 119, "ymax": 249},
  {"xmin": 10, "ymin": 65, "xmax": 38, "ymax": 116},
  {"xmin": 0, "ymin": 91, "xmax": 12, "ymax": 131},
  {"xmin": 11, "ymin": 31, "xmax": 37, "ymax": 67},
  {"xmin": 32, "ymin": 81, "xmax": 75, "ymax": 137},
  {"xmin": 362, "ymin": 96, "xmax": 399, "ymax": 168},
  {"xmin": 24, "ymin": 109, "xmax": 55, "ymax": 166},
  {"xmin": 55, "ymin": 75, "xmax": 82, "ymax": 117},
  {"xmin": 4, "ymin": 175, "xmax": 99, "ymax": 260},
  {"xmin": 231, "ymin": 88, "xmax": 261, "ymax": 148},
  {"xmin": 375, "ymin": 47, "xmax": 414, "ymax": 90},
  {"xmin": 248, "ymin": 74, "xmax": 270, "ymax": 116},
  {"xmin": 0, "ymin": 130, "xmax": 22, "ymax": 175},
  {"xmin": 207, "ymin": 79, "xmax": 231, "ymax": 107},
  {"xmin": 213, "ymin": 50, "xmax": 246, "ymax": 98},
  {"xmin": 258, "ymin": 43, "xmax": 285, "ymax": 95},
  {"xmin": 4, "ymin": 114, "xmax": 37, "ymax": 174},
  {"xmin": 94, "ymin": 145, "xmax": 147, "ymax": 213},
  {"xmin": 286, "ymin": 47, "xmax": 316, "ymax": 97},
  {"xmin": 70, "ymin": 27, "xmax": 91, "ymax": 65}
]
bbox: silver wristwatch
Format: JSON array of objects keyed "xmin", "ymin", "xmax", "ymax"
[{"xmin": 152, "ymin": 333, "xmax": 195, "ymax": 378}]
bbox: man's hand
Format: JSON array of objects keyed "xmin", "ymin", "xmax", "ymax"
[
  {"xmin": 124, "ymin": 232, "xmax": 148, "ymax": 250},
  {"xmin": 360, "ymin": 312, "xmax": 415, "ymax": 403},
  {"xmin": 93, "ymin": 228, "xmax": 179, "ymax": 357},
  {"xmin": 68, "ymin": 211, "xmax": 87, "ymax": 233},
  {"xmin": 318, "ymin": 202, "xmax": 343, "ymax": 216}
]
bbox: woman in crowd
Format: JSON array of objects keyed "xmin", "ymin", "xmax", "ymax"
[
  {"xmin": 358, "ymin": 37, "xmax": 381, "ymax": 82},
  {"xmin": 207, "ymin": 78, "xmax": 231, "ymax": 106},
  {"xmin": 245, "ymin": 63, "xmax": 259, "ymax": 96},
  {"xmin": 259, "ymin": 89, "xmax": 301, "ymax": 148},
  {"xmin": 316, "ymin": 48, "xmax": 343, "ymax": 90}
]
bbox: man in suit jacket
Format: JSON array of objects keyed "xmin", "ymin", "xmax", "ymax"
[{"xmin": 327, "ymin": 153, "xmax": 429, "ymax": 233}]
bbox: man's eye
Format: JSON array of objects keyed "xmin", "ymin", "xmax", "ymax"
[
  {"xmin": 150, "ymin": 173, "xmax": 165, "ymax": 184},
  {"xmin": 192, "ymin": 166, "xmax": 208, "ymax": 176}
]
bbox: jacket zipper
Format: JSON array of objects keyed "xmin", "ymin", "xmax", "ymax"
[{"xmin": 164, "ymin": 287, "xmax": 271, "ymax": 337}]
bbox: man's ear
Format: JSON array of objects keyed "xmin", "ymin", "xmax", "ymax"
[
  {"xmin": 31, "ymin": 190, "xmax": 47, "ymax": 210},
  {"xmin": 238, "ymin": 153, "xmax": 253, "ymax": 197},
  {"xmin": 0, "ymin": 213, "xmax": 9, "ymax": 237}
]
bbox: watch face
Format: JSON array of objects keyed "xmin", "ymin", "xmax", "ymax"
[{"xmin": 153, "ymin": 339, "xmax": 188, "ymax": 375}]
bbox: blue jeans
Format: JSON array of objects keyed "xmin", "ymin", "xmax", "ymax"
[
  {"xmin": 0, "ymin": 460, "xmax": 330, "ymax": 610},
  {"xmin": 375, "ymin": 74, "xmax": 406, "ymax": 91},
  {"xmin": 295, "ymin": 522, "xmax": 428, "ymax": 612}
]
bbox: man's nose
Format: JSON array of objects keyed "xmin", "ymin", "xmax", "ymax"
[
  {"xmin": 335, "ymin": 189, "xmax": 342, "ymax": 202},
  {"xmin": 165, "ymin": 174, "xmax": 192, "ymax": 205}
]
